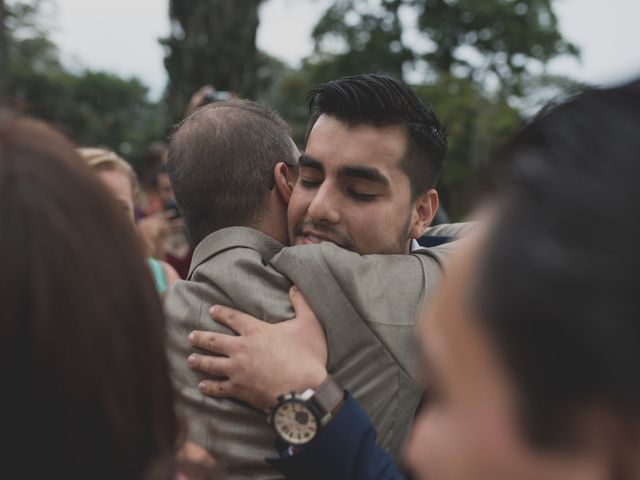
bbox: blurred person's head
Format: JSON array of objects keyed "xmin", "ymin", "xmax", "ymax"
[
  {"xmin": 142, "ymin": 141, "xmax": 168, "ymax": 177},
  {"xmin": 155, "ymin": 164, "xmax": 176, "ymax": 207},
  {"xmin": 0, "ymin": 117, "xmax": 179, "ymax": 478},
  {"xmin": 135, "ymin": 142, "xmax": 170, "ymax": 218},
  {"xmin": 407, "ymin": 80, "xmax": 640, "ymax": 480},
  {"xmin": 78, "ymin": 147, "xmax": 138, "ymax": 224},
  {"xmin": 167, "ymin": 99, "xmax": 298, "ymax": 246},
  {"xmin": 288, "ymin": 74, "xmax": 447, "ymax": 254}
]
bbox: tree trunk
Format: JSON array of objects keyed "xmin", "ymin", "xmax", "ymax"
[{"xmin": 163, "ymin": 0, "xmax": 263, "ymax": 123}]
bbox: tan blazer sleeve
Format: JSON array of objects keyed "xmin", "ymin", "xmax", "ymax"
[
  {"xmin": 423, "ymin": 221, "xmax": 476, "ymax": 239},
  {"xmin": 272, "ymin": 244, "xmax": 447, "ymax": 384}
]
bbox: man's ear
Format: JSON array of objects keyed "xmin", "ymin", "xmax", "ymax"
[
  {"xmin": 409, "ymin": 189, "xmax": 439, "ymax": 239},
  {"xmin": 273, "ymin": 162, "xmax": 296, "ymax": 204}
]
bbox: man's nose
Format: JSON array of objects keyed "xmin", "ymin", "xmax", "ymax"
[{"xmin": 307, "ymin": 183, "xmax": 341, "ymax": 224}]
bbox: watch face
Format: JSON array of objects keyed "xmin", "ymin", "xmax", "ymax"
[{"xmin": 273, "ymin": 399, "xmax": 318, "ymax": 445}]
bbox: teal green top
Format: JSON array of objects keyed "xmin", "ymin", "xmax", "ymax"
[{"xmin": 148, "ymin": 258, "xmax": 169, "ymax": 294}]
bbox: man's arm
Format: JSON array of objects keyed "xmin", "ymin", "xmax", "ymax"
[
  {"xmin": 189, "ymin": 298, "xmax": 405, "ymax": 480},
  {"xmin": 271, "ymin": 243, "xmax": 442, "ymax": 383},
  {"xmin": 187, "ymin": 287, "xmax": 328, "ymax": 412}
]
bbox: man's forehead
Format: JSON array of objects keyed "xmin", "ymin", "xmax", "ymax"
[{"xmin": 305, "ymin": 114, "xmax": 409, "ymax": 170}]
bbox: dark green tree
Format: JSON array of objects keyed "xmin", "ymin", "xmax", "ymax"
[
  {"xmin": 307, "ymin": 0, "xmax": 413, "ymax": 83},
  {"xmin": 253, "ymin": 50, "xmax": 313, "ymax": 145},
  {"xmin": 3, "ymin": 0, "xmax": 163, "ymax": 166},
  {"xmin": 162, "ymin": 0, "xmax": 264, "ymax": 122},
  {"xmin": 10, "ymin": 64, "xmax": 165, "ymax": 167},
  {"xmin": 414, "ymin": 75, "xmax": 521, "ymax": 216},
  {"xmin": 0, "ymin": 1, "xmax": 8, "ymax": 102},
  {"xmin": 308, "ymin": 0, "xmax": 579, "ymax": 96},
  {"xmin": 412, "ymin": 0, "xmax": 579, "ymax": 97},
  {"xmin": 1, "ymin": 0, "xmax": 58, "ymax": 106}
]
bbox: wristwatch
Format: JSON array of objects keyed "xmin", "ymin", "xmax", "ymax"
[{"xmin": 268, "ymin": 376, "xmax": 345, "ymax": 446}]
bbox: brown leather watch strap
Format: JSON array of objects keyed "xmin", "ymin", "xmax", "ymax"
[{"xmin": 313, "ymin": 375, "xmax": 345, "ymax": 424}]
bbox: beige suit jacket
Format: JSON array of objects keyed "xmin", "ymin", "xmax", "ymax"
[{"xmin": 165, "ymin": 226, "xmax": 463, "ymax": 479}]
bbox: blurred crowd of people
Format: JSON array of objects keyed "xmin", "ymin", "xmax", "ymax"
[{"xmin": 1, "ymin": 73, "xmax": 639, "ymax": 480}]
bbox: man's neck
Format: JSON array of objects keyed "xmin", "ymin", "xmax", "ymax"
[
  {"xmin": 252, "ymin": 216, "xmax": 290, "ymax": 247},
  {"xmin": 249, "ymin": 188, "xmax": 291, "ymax": 246}
]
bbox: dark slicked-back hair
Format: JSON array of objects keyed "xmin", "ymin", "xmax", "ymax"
[
  {"xmin": 306, "ymin": 74, "xmax": 447, "ymax": 197},
  {"xmin": 478, "ymin": 79, "xmax": 640, "ymax": 453},
  {"xmin": 167, "ymin": 100, "xmax": 296, "ymax": 246}
]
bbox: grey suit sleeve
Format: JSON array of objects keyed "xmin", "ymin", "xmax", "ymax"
[
  {"xmin": 423, "ymin": 221, "xmax": 476, "ymax": 239},
  {"xmin": 271, "ymin": 243, "xmax": 462, "ymax": 458},
  {"xmin": 271, "ymin": 244, "xmax": 447, "ymax": 383}
]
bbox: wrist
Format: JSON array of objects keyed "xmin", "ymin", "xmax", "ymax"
[
  {"xmin": 268, "ymin": 368, "xmax": 328, "ymax": 408},
  {"xmin": 304, "ymin": 368, "xmax": 329, "ymax": 391},
  {"xmin": 269, "ymin": 375, "xmax": 345, "ymax": 447},
  {"xmin": 264, "ymin": 368, "xmax": 329, "ymax": 413}
]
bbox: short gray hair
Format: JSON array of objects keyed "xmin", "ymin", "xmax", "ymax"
[{"xmin": 167, "ymin": 100, "xmax": 296, "ymax": 245}]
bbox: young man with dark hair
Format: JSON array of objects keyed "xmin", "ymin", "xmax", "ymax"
[
  {"xmin": 164, "ymin": 76, "xmax": 469, "ymax": 479},
  {"xmin": 306, "ymin": 74, "xmax": 447, "ymax": 197},
  {"xmin": 289, "ymin": 74, "xmax": 448, "ymax": 255}
]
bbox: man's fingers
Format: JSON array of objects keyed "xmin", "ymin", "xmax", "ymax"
[
  {"xmin": 189, "ymin": 330, "xmax": 236, "ymax": 355},
  {"xmin": 197, "ymin": 379, "xmax": 235, "ymax": 398},
  {"xmin": 288, "ymin": 286, "xmax": 315, "ymax": 323},
  {"xmin": 187, "ymin": 353, "xmax": 231, "ymax": 377},
  {"xmin": 208, "ymin": 305, "xmax": 260, "ymax": 335}
]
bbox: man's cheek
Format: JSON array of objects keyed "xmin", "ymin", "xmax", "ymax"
[
  {"xmin": 291, "ymin": 187, "xmax": 312, "ymax": 209},
  {"xmin": 346, "ymin": 213, "xmax": 380, "ymax": 246},
  {"xmin": 287, "ymin": 194, "xmax": 305, "ymax": 225}
]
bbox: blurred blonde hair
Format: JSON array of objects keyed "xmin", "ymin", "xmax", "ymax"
[{"xmin": 77, "ymin": 147, "xmax": 139, "ymax": 196}]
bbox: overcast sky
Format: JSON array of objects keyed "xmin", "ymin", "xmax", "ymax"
[{"xmin": 50, "ymin": 0, "xmax": 640, "ymax": 99}]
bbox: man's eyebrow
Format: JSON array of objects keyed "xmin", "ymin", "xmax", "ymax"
[
  {"xmin": 298, "ymin": 154, "xmax": 324, "ymax": 172},
  {"xmin": 339, "ymin": 165, "xmax": 390, "ymax": 187}
]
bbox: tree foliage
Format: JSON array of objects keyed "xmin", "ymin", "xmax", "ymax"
[
  {"xmin": 309, "ymin": 0, "xmax": 579, "ymax": 95},
  {"xmin": 307, "ymin": 0, "xmax": 412, "ymax": 82},
  {"xmin": 2, "ymin": 0, "xmax": 162, "ymax": 168},
  {"xmin": 414, "ymin": 75, "xmax": 521, "ymax": 215},
  {"xmin": 412, "ymin": 0, "xmax": 579, "ymax": 96},
  {"xmin": 0, "ymin": 1, "xmax": 9, "ymax": 100}
]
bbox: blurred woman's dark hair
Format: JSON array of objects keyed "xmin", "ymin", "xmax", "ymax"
[
  {"xmin": 478, "ymin": 79, "xmax": 640, "ymax": 457},
  {"xmin": 0, "ymin": 117, "xmax": 179, "ymax": 478}
]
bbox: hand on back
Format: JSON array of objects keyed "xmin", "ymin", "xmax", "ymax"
[{"xmin": 187, "ymin": 286, "xmax": 329, "ymax": 412}]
